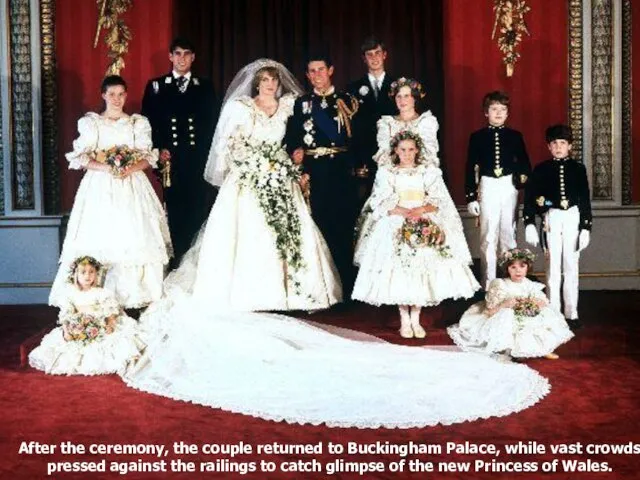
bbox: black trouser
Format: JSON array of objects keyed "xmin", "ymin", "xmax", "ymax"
[
  {"xmin": 164, "ymin": 172, "xmax": 211, "ymax": 265},
  {"xmin": 305, "ymin": 153, "xmax": 357, "ymax": 295}
]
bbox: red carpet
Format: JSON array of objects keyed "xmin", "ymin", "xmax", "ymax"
[{"xmin": 2, "ymin": 293, "xmax": 639, "ymax": 479}]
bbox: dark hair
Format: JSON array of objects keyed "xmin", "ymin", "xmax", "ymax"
[
  {"xmin": 306, "ymin": 52, "xmax": 333, "ymax": 70},
  {"xmin": 482, "ymin": 90, "xmax": 510, "ymax": 112},
  {"xmin": 361, "ymin": 36, "xmax": 386, "ymax": 55},
  {"xmin": 545, "ymin": 124, "xmax": 573, "ymax": 144},
  {"xmin": 389, "ymin": 78, "xmax": 425, "ymax": 113},
  {"xmin": 500, "ymin": 257, "xmax": 533, "ymax": 278},
  {"xmin": 101, "ymin": 75, "xmax": 127, "ymax": 94},
  {"xmin": 251, "ymin": 66, "xmax": 281, "ymax": 95},
  {"xmin": 169, "ymin": 37, "xmax": 195, "ymax": 53}
]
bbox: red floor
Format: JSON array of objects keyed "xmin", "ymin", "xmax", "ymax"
[{"xmin": 1, "ymin": 292, "xmax": 639, "ymax": 479}]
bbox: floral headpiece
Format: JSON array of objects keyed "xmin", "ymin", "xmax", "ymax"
[
  {"xmin": 389, "ymin": 77, "xmax": 426, "ymax": 99},
  {"xmin": 499, "ymin": 248, "xmax": 535, "ymax": 267},
  {"xmin": 390, "ymin": 130, "xmax": 426, "ymax": 164},
  {"xmin": 67, "ymin": 255, "xmax": 104, "ymax": 284}
]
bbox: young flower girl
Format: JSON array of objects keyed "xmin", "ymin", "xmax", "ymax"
[
  {"xmin": 353, "ymin": 130, "xmax": 479, "ymax": 338},
  {"xmin": 448, "ymin": 248, "xmax": 574, "ymax": 359},
  {"xmin": 30, "ymin": 256, "xmax": 144, "ymax": 375}
]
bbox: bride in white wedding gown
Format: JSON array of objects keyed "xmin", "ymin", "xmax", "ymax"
[{"xmin": 122, "ymin": 60, "xmax": 550, "ymax": 428}]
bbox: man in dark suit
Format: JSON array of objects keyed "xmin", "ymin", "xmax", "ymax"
[
  {"xmin": 141, "ymin": 37, "xmax": 216, "ymax": 265},
  {"xmin": 347, "ymin": 37, "xmax": 397, "ymax": 201}
]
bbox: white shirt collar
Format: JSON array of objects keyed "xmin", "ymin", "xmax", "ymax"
[
  {"xmin": 172, "ymin": 71, "xmax": 192, "ymax": 81},
  {"xmin": 368, "ymin": 72, "xmax": 385, "ymax": 88}
]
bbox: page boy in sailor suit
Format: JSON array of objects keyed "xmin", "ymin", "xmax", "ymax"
[
  {"xmin": 465, "ymin": 90, "xmax": 531, "ymax": 289},
  {"xmin": 523, "ymin": 124, "xmax": 592, "ymax": 329}
]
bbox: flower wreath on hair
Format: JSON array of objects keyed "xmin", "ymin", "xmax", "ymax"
[
  {"xmin": 389, "ymin": 130, "xmax": 426, "ymax": 165},
  {"xmin": 389, "ymin": 77, "xmax": 426, "ymax": 99},
  {"xmin": 498, "ymin": 248, "xmax": 535, "ymax": 267},
  {"xmin": 67, "ymin": 255, "xmax": 105, "ymax": 285}
]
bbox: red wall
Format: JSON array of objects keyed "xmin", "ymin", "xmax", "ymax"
[
  {"xmin": 443, "ymin": 0, "xmax": 568, "ymax": 203},
  {"xmin": 56, "ymin": 0, "xmax": 173, "ymax": 211}
]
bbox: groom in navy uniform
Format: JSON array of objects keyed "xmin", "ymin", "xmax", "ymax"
[
  {"xmin": 347, "ymin": 37, "xmax": 397, "ymax": 200},
  {"xmin": 142, "ymin": 37, "xmax": 216, "ymax": 265},
  {"xmin": 285, "ymin": 53, "xmax": 359, "ymax": 294}
]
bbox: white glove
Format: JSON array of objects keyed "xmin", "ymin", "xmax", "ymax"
[
  {"xmin": 467, "ymin": 201, "xmax": 480, "ymax": 217},
  {"xmin": 578, "ymin": 229, "xmax": 591, "ymax": 252},
  {"xmin": 525, "ymin": 224, "xmax": 539, "ymax": 247}
]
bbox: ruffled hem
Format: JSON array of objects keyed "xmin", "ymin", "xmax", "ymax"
[
  {"xmin": 353, "ymin": 261, "xmax": 480, "ymax": 307},
  {"xmin": 121, "ymin": 368, "xmax": 550, "ymax": 429},
  {"xmin": 29, "ymin": 326, "xmax": 144, "ymax": 376}
]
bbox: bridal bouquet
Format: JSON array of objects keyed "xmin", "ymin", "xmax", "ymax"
[
  {"xmin": 231, "ymin": 136, "xmax": 305, "ymax": 287},
  {"xmin": 95, "ymin": 145, "xmax": 141, "ymax": 176},
  {"xmin": 513, "ymin": 297, "xmax": 541, "ymax": 319},
  {"xmin": 60, "ymin": 312, "xmax": 108, "ymax": 344},
  {"xmin": 398, "ymin": 217, "xmax": 451, "ymax": 258}
]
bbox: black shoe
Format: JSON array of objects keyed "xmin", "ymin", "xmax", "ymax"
[{"xmin": 567, "ymin": 318, "xmax": 583, "ymax": 331}]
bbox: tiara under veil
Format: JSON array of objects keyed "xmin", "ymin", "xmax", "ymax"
[{"xmin": 203, "ymin": 59, "xmax": 304, "ymax": 186}]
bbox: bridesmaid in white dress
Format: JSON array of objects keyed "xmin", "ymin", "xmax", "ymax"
[
  {"xmin": 448, "ymin": 249, "xmax": 574, "ymax": 358},
  {"xmin": 49, "ymin": 76, "xmax": 172, "ymax": 309},
  {"xmin": 353, "ymin": 130, "xmax": 480, "ymax": 337},
  {"xmin": 154, "ymin": 59, "xmax": 341, "ymax": 313}
]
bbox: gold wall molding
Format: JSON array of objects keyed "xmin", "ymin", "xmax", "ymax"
[
  {"xmin": 621, "ymin": 0, "xmax": 632, "ymax": 205},
  {"xmin": 41, "ymin": 0, "xmax": 58, "ymax": 214},
  {"xmin": 94, "ymin": 0, "xmax": 133, "ymax": 76},
  {"xmin": 568, "ymin": 0, "xmax": 584, "ymax": 161},
  {"xmin": 591, "ymin": 0, "xmax": 614, "ymax": 200},
  {"xmin": 9, "ymin": 0, "xmax": 36, "ymax": 210},
  {"xmin": 492, "ymin": 0, "xmax": 531, "ymax": 77}
]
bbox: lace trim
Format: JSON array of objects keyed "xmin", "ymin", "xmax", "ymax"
[{"xmin": 121, "ymin": 371, "xmax": 550, "ymax": 429}]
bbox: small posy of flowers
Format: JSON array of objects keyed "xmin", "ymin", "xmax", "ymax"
[
  {"xmin": 60, "ymin": 312, "xmax": 108, "ymax": 345},
  {"xmin": 397, "ymin": 217, "xmax": 451, "ymax": 258},
  {"xmin": 513, "ymin": 296, "xmax": 540, "ymax": 320},
  {"xmin": 230, "ymin": 135, "xmax": 306, "ymax": 291},
  {"xmin": 94, "ymin": 145, "xmax": 141, "ymax": 176}
]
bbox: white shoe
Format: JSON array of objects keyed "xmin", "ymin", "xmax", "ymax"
[
  {"xmin": 410, "ymin": 308, "xmax": 426, "ymax": 339},
  {"xmin": 399, "ymin": 307, "xmax": 413, "ymax": 338}
]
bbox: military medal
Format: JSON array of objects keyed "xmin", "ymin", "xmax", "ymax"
[
  {"xmin": 494, "ymin": 167, "xmax": 503, "ymax": 177},
  {"xmin": 560, "ymin": 199, "xmax": 569, "ymax": 209},
  {"xmin": 320, "ymin": 96, "xmax": 328, "ymax": 109}
]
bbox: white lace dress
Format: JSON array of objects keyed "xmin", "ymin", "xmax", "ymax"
[
  {"xmin": 30, "ymin": 286, "xmax": 144, "ymax": 375},
  {"xmin": 49, "ymin": 113, "xmax": 172, "ymax": 308},
  {"xmin": 159, "ymin": 94, "xmax": 341, "ymax": 313},
  {"xmin": 353, "ymin": 163, "xmax": 480, "ymax": 306},
  {"xmin": 448, "ymin": 278, "xmax": 574, "ymax": 358},
  {"xmin": 374, "ymin": 112, "xmax": 440, "ymax": 167}
]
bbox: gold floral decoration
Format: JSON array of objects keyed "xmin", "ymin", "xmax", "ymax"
[
  {"xmin": 94, "ymin": 0, "xmax": 133, "ymax": 75},
  {"xmin": 492, "ymin": 0, "xmax": 531, "ymax": 77}
]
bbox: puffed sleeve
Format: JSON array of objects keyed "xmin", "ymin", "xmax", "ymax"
[
  {"xmin": 367, "ymin": 165, "xmax": 398, "ymax": 220},
  {"xmin": 485, "ymin": 279, "xmax": 508, "ymax": 311},
  {"xmin": 422, "ymin": 165, "xmax": 473, "ymax": 263},
  {"xmin": 279, "ymin": 92, "xmax": 297, "ymax": 119},
  {"xmin": 527, "ymin": 280, "xmax": 547, "ymax": 300},
  {"xmin": 65, "ymin": 114, "xmax": 99, "ymax": 170},
  {"xmin": 96, "ymin": 287, "xmax": 122, "ymax": 317},
  {"xmin": 131, "ymin": 114, "xmax": 159, "ymax": 168},
  {"xmin": 416, "ymin": 112, "xmax": 440, "ymax": 167},
  {"xmin": 203, "ymin": 98, "xmax": 251, "ymax": 186},
  {"xmin": 373, "ymin": 116, "xmax": 393, "ymax": 165}
]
